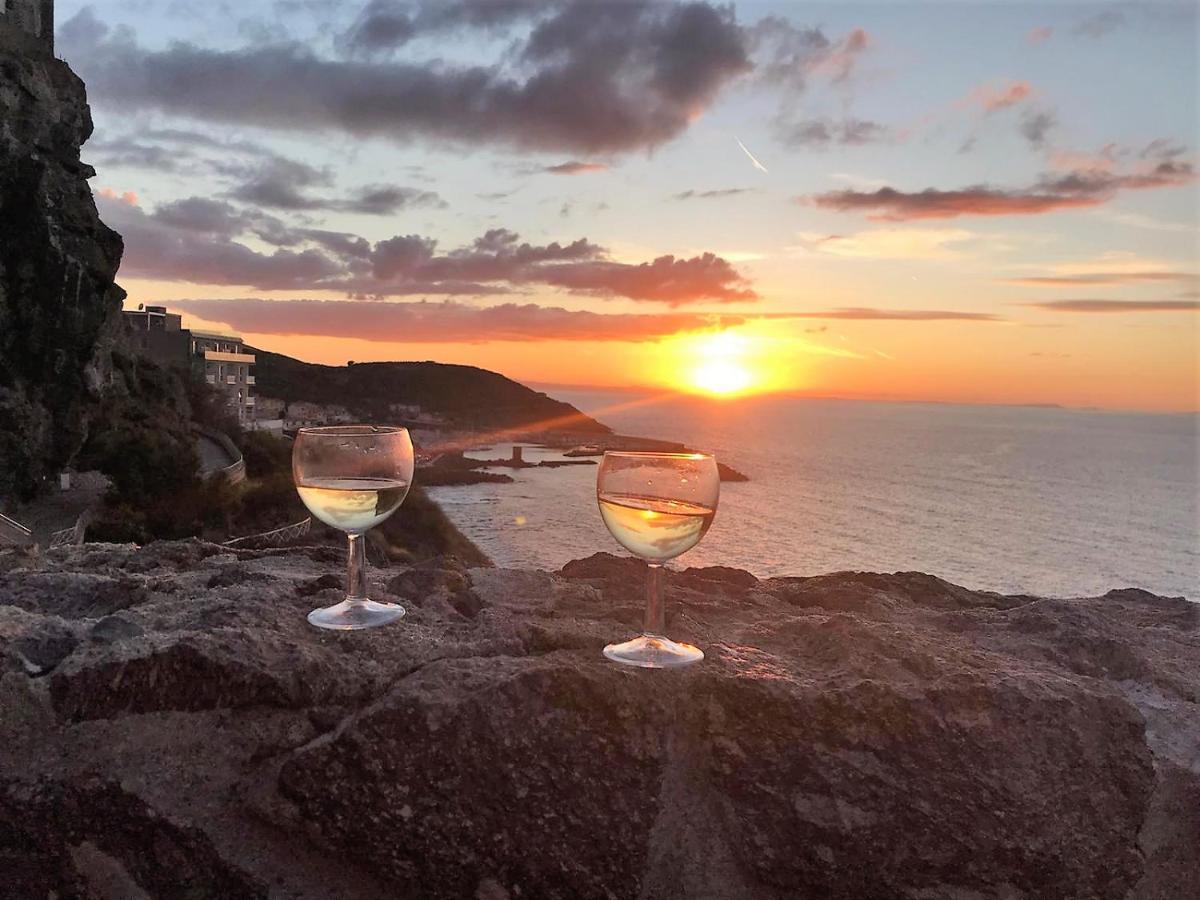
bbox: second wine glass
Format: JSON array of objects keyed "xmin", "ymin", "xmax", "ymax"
[
  {"xmin": 293, "ymin": 425, "xmax": 414, "ymax": 630},
  {"xmin": 596, "ymin": 451, "xmax": 720, "ymax": 668}
]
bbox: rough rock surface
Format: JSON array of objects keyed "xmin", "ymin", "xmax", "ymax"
[
  {"xmin": 0, "ymin": 26, "xmax": 124, "ymax": 500},
  {"xmin": 0, "ymin": 541, "xmax": 1195, "ymax": 899}
]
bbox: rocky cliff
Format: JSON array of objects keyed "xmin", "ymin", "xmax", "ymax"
[
  {"xmin": 1, "ymin": 541, "xmax": 1195, "ymax": 898},
  {"xmin": 0, "ymin": 27, "xmax": 124, "ymax": 501}
]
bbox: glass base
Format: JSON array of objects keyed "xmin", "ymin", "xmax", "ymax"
[
  {"xmin": 603, "ymin": 633, "xmax": 704, "ymax": 669},
  {"xmin": 307, "ymin": 598, "xmax": 406, "ymax": 631}
]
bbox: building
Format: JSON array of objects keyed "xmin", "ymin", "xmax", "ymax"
[
  {"xmin": 122, "ymin": 305, "xmax": 257, "ymax": 424},
  {"xmin": 0, "ymin": 0, "xmax": 54, "ymax": 52}
]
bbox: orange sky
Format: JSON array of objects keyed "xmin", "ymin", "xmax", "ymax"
[
  {"xmin": 136, "ymin": 279, "xmax": 1198, "ymax": 413},
  {"xmin": 74, "ymin": 0, "xmax": 1199, "ymax": 415}
]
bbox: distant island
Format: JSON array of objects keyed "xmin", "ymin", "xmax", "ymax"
[
  {"xmin": 250, "ymin": 348, "xmax": 750, "ymax": 482},
  {"xmin": 251, "ymin": 348, "xmax": 611, "ymax": 437}
]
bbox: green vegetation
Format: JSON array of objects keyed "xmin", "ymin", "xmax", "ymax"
[{"xmin": 84, "ymin": 413, "xmax": 490, "ymax": 564}]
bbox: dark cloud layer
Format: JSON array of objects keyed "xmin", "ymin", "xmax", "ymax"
[
  {"xmin": 810, "ymin": 161, "xmax": 1195, "ymax": 220},
  {"xmin": 339, "ymin": 0, "xmax": 550, "ymax": 56},
  {"xmin": 168, "ymin": 297, "xmax": 744, "ymax": 343},
  {"xmin": 230, "ymin": 167, "xmax": 445, "ymax": 215},
  {"xmin": 96, "ymin": 195, "xmax": 754, "ymax": 304},
  {"xmin": 61, "ymin": 2, "xmax": 752, "ymax": 155},
  {"xmin": 1023, "ymin": 299, "xmax": 1200, "ymax": 313}
]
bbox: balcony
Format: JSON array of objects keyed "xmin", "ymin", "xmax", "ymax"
[{"xmin": 204, "ymin": 350, "xmax": 255, "ymax": 365}]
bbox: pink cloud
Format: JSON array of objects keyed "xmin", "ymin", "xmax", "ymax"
[
  {"xmin": 97, "ymin": 186, "xmax": 139, "ymax": 205},
  {"xmin": 169, "ymin": 298, "xmax": 746, "ymax": 343},
  {"xmin": 1027, "ymin": 26, "xmax": 1053, "ymax": 46},
  {"xmin": 965, "ymin": 80, "xmax": 1035, "ymax": 113},
  {"xmin": 543, "ymin": 162, "xmax": 608, "ymax": 175}
]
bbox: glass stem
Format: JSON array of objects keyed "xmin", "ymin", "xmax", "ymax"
[
  {"xmin": 644, "ymin": 563, "xmax": 665, "ymax": 636},
  {"xmin": 346, "ymin": 533, "xmax": 368, "ymax": 602}
]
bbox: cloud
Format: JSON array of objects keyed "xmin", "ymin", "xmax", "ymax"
[
  {"xmin": 535, "ymin": 253, "xmax": 755, "ymax": 305},
  {"xmin": 60, "ymin": 3, "xmax": 751, "ymax": 155},
  {"xmin": 226, "ymin": 157, "xmax": 444, "ymax": 214},
  {"xmin": 1019, "ymin": 109, "xmax": 1056, "ymax": 150},
  {"xmin": 808, "ymin": 161, "xmax": 1196, "ymax": 220},
  {"xmin": 751, "ymin": 20, "xmax": 872, "ymax": 89},
  {"xmin": 168, "ymin": 298, "xmax": 745, "ymax": 343},
  {"xmin": 673, "ymin": 188, "xmax": 754, "ymax": 201},
  {"xmin": 777, "ymin": 117, "xmax": 889, "ymax": 148},
  {"xmin": 1073, "ymin": 9, "xmax": 1126, "ymax": 38},
  {"xmin": 1003, "ymin": 272, "xmax": 1198, "ymax": 287},
  {"xmin": 1023, "ymin": 299, "xmax": 1200, "ymax": 313},
  {"xmin": 793, "ymin": 228, "xmax": 978, "ymax": 260},
  {"xmin": 97, "ymin": 186, "xmax": 139, "ymax": 205},
  {"xmin": 88, "ymin": 137, "xmax": 187, "ymax": 173},
  {"xmin": 338, "ymin": 0, "xmax": 417, "ymax": 55},
  {"xmin": 775, "ymin": 308, "xmax": 1002, "ymax": 321},
  {"xmin": 966, "ymin": 80, "xmax": 1034, "ymax": 113},
  {"xmin": 96, "ymin": 196, "xmax": 753, "ymax": 303},
  {"xmin": 1027, "ymin": 26, "xmax": 1053, "ymax": 45},
  {"xmin": 543, "ymin": 161, "xmax": 608, "ymax": 175},
  {"xmin": 153, "ymin": 196, "xmax": 250, "ymax": 233},
  {"xmin": 86, "ymin": 128, "xmax": 304, "ymax": 182},
  {"xmin": 338, "ymin": 0, "xmax": 549, "ymax": 55},
  {"xmin": 97, "ymin": 196, "xmax": 345, "ymax": 290}
]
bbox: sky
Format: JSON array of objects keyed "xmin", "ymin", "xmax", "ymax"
[{"xmin": 56, "ymin": 0, "xmax": 1199, "ymax": 411}]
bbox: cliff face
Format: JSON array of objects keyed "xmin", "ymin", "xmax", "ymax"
[
  {"xmin": 0, "ymin": 541, "xmax": 1195, "ymax": 898},
  {"xmin": 0, "ymin": 28, "xmax": 124, "ymax": 501}
]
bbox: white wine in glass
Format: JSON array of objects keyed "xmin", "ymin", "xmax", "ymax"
[
  {"xmin": 596, "ymin": 451, "xmax": 720, "ymax": 668},
  {"xmin": 293, "ymin": 426, "xmax": 414, "ymax": 630}
]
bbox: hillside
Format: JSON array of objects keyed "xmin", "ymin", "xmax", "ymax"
[{"xmin": 251, "ymin": 349, "xmax": 610, "ymax": 435}]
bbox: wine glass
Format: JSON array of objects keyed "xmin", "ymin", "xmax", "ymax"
[
  {"xmin": 596, "ymin": 451, "xmax": 720, "ymax": 668},
  {"xmin": 292, "ymin": 425, "xmax": 414, "ymax": 630}
]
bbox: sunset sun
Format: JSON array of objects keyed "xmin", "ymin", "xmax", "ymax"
[
  {"xmin": 692, "ymin": 358, "xmax": 754, "ymax": 395},
  {"xmin": 676, "ymin": 330, "xmax": 763, "ymax": 397}
]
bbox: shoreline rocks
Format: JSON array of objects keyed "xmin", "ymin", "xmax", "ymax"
[{"xmin": 0, "ymin": 541, "xmax": 1196, "ymax": 898}]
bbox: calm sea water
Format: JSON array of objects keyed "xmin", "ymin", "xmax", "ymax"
[{"xmin": 426, "ymin": 392, "xmax": 1199, "ymax": 600}]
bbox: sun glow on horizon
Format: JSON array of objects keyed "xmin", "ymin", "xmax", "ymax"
[
  {"xmin": 668, "ymin": 329, "xmax": 784, "ymax": 398},
  {"xmin": 692, "ymin": 357, "xmax": 754, "ymax": 395}
]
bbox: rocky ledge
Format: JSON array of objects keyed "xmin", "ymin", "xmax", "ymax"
[{"xmin": 0, "ymin": 541, "xmax": 1195, "ymax": 899}]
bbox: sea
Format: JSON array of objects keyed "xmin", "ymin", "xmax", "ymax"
[{"xmin": 426, "ymin": 391, "xmax": 1199, "ymax": 600}]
